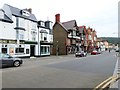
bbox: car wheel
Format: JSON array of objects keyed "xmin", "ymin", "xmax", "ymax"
[{"xmin": 14, "ymin": 61, "xmax": 20, "ymax": 67}]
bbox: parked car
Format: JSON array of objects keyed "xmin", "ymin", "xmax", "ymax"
[
  {"xmin": 115, "ymin": 49, "xmax": 120, "ymax": 52},
  {"xmin": 75, "ymin": 51, "xmax": 87, "ymax": 57},
  {"xmin": 0, "ymin": 53, "xmax": 23, "ymax": 68},
  {"xmin": 97, "ymin": 50, "xmax": 102, "ymax": 54},
  {"xmin": 91, "ymin": 50, "xmax": 98, "ymax": 55}
]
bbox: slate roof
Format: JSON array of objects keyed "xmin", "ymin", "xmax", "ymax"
[
  {"xmin": 0, "ymin": 9, "xmax": 13, "ymax": 23},
  {"xmin": 62, "ymin": 20, "xmax": 77, "ymax": 30},
  {"xmin": 4, "ymin": 4, "xmax": 37, "ymax": 22},
  {"xmin": 79, "ymin": 26, "xmax": 85, "ymax": 33}
]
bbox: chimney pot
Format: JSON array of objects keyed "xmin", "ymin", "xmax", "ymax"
[
  {"xmin": 27, "ymin": 8, "xmax": 32, "ymax": 13},
  {"xmin": 55, "ymin": 14, "xmax": 60, "ymax": 22}
]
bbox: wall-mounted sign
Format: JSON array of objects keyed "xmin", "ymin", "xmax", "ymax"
[{"xmin": 9, "ymin": 48, "xmax": 14, "ymax": 55}]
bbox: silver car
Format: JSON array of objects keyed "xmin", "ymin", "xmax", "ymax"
[{"xmin": 0, "ymin": 53, "xmax": 23, "ymax": 68}]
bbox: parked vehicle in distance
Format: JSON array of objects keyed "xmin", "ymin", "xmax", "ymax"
[
  {"xmin": 115, "ymin": 49, "xmax": 120, "ymax": 52},
  {"xmin": 75, "ymin": 51, "xmax": 87, "ymax": 57},
  {"xmin": 91, "ymin": 50, "xmax": 98, "ymax": 55},
  {"xmin": 97, "ymin": 50, "xmax": 102, "ymax": 54},
  {"xmin": 0, "ymin": 53, "xmax": 23, "ymax": 68}
]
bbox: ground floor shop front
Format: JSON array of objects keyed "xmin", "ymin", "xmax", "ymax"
[{"xmin": 0, "ymin": 39, "xmax": 52, "ymax": 57}]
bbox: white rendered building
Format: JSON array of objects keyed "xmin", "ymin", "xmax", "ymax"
[
  {"xmin": 37, "ymin": 20, "xmax": 53, "ymax": 56},
  {"xmin": 0, "ymin": 4, "xmax": 38, "ymax": 57}
]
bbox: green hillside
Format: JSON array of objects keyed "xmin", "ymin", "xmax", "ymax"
[{"xmin": 100, "ymin": 37, "xmax": 119, "ymax": 45}]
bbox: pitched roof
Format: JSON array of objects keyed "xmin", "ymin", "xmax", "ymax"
[
  {"xmin": 3, "ymin": 4, "xmax": 37, "ymax": 22},
  {"xmin": 0, "ymin": 9, "xmax": 13, "ymax": 23},
  {"xmin": 79, "ymin": 26, "xmax": 84, "ymax": 33},
  {"xmin": 79, "ymin": 26, "xmax": 86, "ymax": 34},
  {"xmin": 62, "ymin": 20, "xmax": 77, "ymax": 30}
]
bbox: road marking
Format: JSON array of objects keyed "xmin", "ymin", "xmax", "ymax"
[
  {"xmin": 93, "ymin": 57, "xmax": 120, "ymax": 90},
  {"xmin": 93, "ymin": 75, "xmax": 120, "ymax": 90}
]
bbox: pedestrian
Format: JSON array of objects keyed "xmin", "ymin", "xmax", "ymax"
[{"xmin": 109, "ymin": 49, "xmax": 110, "ymax": 52}]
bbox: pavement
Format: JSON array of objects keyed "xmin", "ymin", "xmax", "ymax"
[{"xmin": 109, "ymin": 53, "xmax": 120, "ymax": 90}]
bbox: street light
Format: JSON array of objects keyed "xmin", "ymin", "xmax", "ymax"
[{"xmin": 56, "ymin": 41, "xmax": 59, "ymax": 56}]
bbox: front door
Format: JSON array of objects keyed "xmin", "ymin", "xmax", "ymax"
[{"xmin": 30, "ymin": 45, "xmax": 35, "ymax": 56}]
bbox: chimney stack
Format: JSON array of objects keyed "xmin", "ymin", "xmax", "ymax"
[
  {"xmin": 55, "ymin": 14, "xmax": 60, "ymax": 22},
  {"xmin": 27, "ymin": 8, "xmax": 32, "ymax": 13}
]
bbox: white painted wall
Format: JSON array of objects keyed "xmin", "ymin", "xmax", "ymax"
[{"xmin": 0, "ymin": 21, "xmax": 16, "ymax": 40}]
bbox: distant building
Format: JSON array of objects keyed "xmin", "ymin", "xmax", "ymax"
[
  {"xmin": 86, "ymin": 27, "xmax": 97, "ymax": 52},
  {"xmin": 78, "ymin": 26, "xmax": 87, "ymax": 52},
  {"xmin": 103, "ymin": 40, "xmax": 109, "ymax": 51}
]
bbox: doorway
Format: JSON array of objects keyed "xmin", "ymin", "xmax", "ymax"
[{"xmin": 30, "ymin": 45, "xmax": 35, "ymax": 56}]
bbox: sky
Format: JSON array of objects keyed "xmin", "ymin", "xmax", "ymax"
[{"xmin": 0, "ymin": 0, "xmax": 119, "ymax": 37}]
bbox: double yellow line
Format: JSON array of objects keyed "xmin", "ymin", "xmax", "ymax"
[{"xmin": 93, "ymin": 75, "xmax": 120, "ymax": 90}]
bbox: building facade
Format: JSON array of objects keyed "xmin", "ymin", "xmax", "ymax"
[
  {"xmin": 86, "ymin": 27, "xmax": 97, "ymax": 52},
  {"xmin": 37, "ymin": 20, "xmax": 53, "ymax": 56},
  {"xmin": 0, "ymin": 4, "xmax": 38, "ymax": 57},
  {"xmin": 52, "ymin": 14, "xmax": 81, "ymax": 55},
  {"xmin": 79, "ymin": 26, "xmax": 87, "ymax": 52}
]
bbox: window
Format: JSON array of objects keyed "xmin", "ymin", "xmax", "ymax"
[
  {"xmin": 94, "ymin": 37, "xmax": 96, "ymax": 41},
  {"xmin": 41, "ymin": 46, "xmax": 44, "ymax": 54},
  {"xmin": 2, "ymin": 48, "xmax": 7, "ymax": 53},
  {"xmin": 31, "ymin": 31, "xmax": 36, "ymax": 41},
  {"xmin": 16, "ymin": 30, "xmax": 24, "ymax": 40},
  {"xmin": 15, "ymin": 48, "xmax": 24, "ymax": 53},
  {"xmin": 44, "ymin": 33, "xmax": 47, "ymax": 41},
  {"xmin": 16, "ymin": 17, "xmax": 25, "ymax": 28},
  {"xmin": 41, "ymin": 33, "xmax": 43, "ymax": 41},
  {"xmin": 3, "ymin": 54, "xmax": 10, "ymax": 58},
  {"xmin": 73, "ymin": 31, "xmax": 76, "ymax": 36},
  {"xmin": 44, "ymin": 47, "xmax": 47, "ymax": 53},
  {"xmin": 16, "ymin": 17, "xmax": 19, "ymax": 27},
  {"xmin": 41, "ymin": 46, "xmax": 49, "ymax": 54},
  {"xmin": 48, "ymin": 47, "xmax": 50, "ymax": 53},
  {"xmin": 26, "ymin": 49, "xmax": 29, "ymax": 54},
  {"xmin": 88, "ymin": 35, "xmax": 92, "ymax": 40},
  {"xmin": 41, "ymin": 22, "xmax": 45, "ymax": 27},
  {"xmin": 32, "ymin": 23, "xmax": 36, "ymax": 30},
  {"xmin": 19, "ymin": 18, "xmax": 25, "ymax": 28}
]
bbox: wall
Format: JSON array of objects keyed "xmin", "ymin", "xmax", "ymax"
[
  {"xmin": 0, "ymin": 21, "xmax": 16, "ymax": 40},
  {"xmin": 53, "ymin": 23, "xmax": 67, "ymax": 55}
]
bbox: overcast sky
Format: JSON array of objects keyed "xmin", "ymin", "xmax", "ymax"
[{"xmin": 0, "ymin": 0, "xmax": 119, "ymax": 37}]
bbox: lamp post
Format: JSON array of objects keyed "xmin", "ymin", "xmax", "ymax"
[{"xmin": 56, "ymin": 41, "xmax": 58, "ymax": 56}]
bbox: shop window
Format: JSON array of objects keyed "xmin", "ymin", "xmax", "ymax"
[
  {"xmin": 26, "ymin": 49, "xmax": 29, "ymax": 54},
  {"xmin": 44, "ymin": 47, "xmax": 47, "ymax": 53},
  {"xmin": 48, "ymin": 47, "xmax": 50, "ymax": 53},
  {"xmin": 15, "ymin": 48, "xmax": 24, "ymax": 53},
  {"xmin": 2, "ymin": 48, "xmax": 7, "ymax": 53},
  {"xmin": 41, "ymin": 46, "xmax": 44, "ymax": 54}
]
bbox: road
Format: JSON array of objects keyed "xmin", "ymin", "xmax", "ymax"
[{"xmin": 1, "ymin": 51, "xmax": 118, "ymax": 88}]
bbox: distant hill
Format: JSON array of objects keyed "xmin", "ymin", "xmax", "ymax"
[{"xmin": 100, "ymin": 37, "xmax": 119, "ymax": 45}]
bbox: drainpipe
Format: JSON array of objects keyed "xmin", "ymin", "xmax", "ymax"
[{"xmin": 37, "ymin": 25, "xmax": 40, "ymax": 56}]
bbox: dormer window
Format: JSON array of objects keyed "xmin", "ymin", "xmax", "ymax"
[
  {"xmin": 41, "ymin": 22, "xmax": 45, "ymax": 27},
  {"xmin": 20, "ymin": 10, "xmax": 30, "ymax": 16}
]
